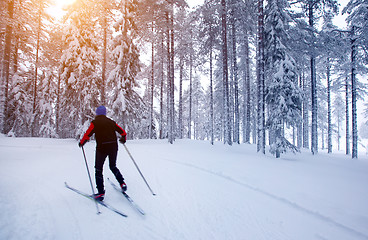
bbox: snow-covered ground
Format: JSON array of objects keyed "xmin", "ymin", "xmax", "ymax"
[{"xmin": 1, "ymin": 136, "xmax": 368, "ymax": 240}]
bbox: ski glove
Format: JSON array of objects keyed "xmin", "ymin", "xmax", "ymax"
[{"xmin": 119, "ymin": 135, "xmax": 126, "ymax": 144}]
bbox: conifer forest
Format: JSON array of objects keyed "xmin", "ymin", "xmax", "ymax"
[{"xmin": 1, "ymin": 0, "xmax": 367, "ymax": 158}]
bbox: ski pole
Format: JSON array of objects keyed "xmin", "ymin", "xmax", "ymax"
[
  {"xmin": 81, "ymin": 146, "xmax": 101, "ymax": 214},
  {"xmin": 123, "ymin": 144, "xmax": 156, "ymax": 196}
]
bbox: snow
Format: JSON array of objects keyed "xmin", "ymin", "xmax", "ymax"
[{"xmin": 1, "ymin": 136, "xmax": 368, "ymax": 240}]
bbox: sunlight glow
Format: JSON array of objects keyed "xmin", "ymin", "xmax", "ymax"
[{"xmin": 47, "ymin": 0, "xmax": 77, "ymax": 20}]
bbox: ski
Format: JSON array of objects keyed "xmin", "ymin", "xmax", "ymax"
[
  {"xmin": 108, "ymin": 178, "xmax": 146, "ymax": 215},
  {"xmin": 65, "ymin": 182, "xmax": 128, "ymax": 218}
]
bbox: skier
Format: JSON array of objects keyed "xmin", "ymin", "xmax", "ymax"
[{"xmin": 79, "ymin": 105, "xmax": 127, "ymax": 201}]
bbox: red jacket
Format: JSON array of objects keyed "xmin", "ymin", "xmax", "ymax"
[{"xmin": 80, "ymin": 115, "xmax": 126, "ymax": 149}]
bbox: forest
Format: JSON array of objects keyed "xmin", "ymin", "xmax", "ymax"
[{"xmin": 0, "ymin": 0, "xmax": 367, "ymax": 158}]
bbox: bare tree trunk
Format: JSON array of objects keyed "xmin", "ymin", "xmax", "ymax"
[
  {"xmin": 188, "ymin": 32, "xmax": 193, "ymax": 139},
  {"xmin": 101, "ymin": 1, "xmax": 107, "ymax": 105},
  {"xmin": 166, "ymin": 12, "xmax": 171, "ymax": 142},
  {"xmin": 2, "ymin": 0, "xmax": 14, "ymax": 134},
  {"xmin": 257, "ymin": 0, "xmax": 265, "ymax": 153},
  {"xmin": 209, "ymin": 22, "xmax": 214, "ymax": 145},
  {"xmin": 56, "ymin": 68, "xmax": 61, "ymax": 137},
  {"xmin": 345, "ymin": 76, "xmax": 350, "ymax": 155},
  {"xmin": 167, "ymin": 3, "xmax": 175, "ymax": 144},
  {"xmin": 351, "ymin": 26, "xmax": 358, "ymax": 158},
  {"xmin": 302, "ymin": 69, "xmax": 309, "ymax": 148},
  {"xmin": 230, "ymin": 6, "xmax": 239, "ymax": 144},
  {"xmin": 244, "ymin": 33, "xmax": 251, "ymax": 144},
  {"xmin": 327, "ymin": 58, "xmax": 332, "ymax": 153},
  {"xmin": 32, "ymin": 0, "xmax": 43, "ymax": 137},
  {"xmin": 337, "ymin": 110, "xmax": 341, "ymax": 151},
  {"xmin": 297, "ymin": 74, "xmax": 303, "ymax": 148},
  {"xmin": 210, "ymin": 46, "xmax": 214, "ymax": 144},
  {"xmin": 309, "ymin": 3, "xmax": 318, "ymax": 155},
  {"xmin": 179, "ymin": 57, "xmax": 183, "ymax": 139},
  {"xmin": 12, "ymin": 36, "xmax": 19, "ymax": 74},
  {"xmin": 159, "ymin": 34, "xmax": 164, "ymax": 139},
  {"xmin": 149, "ymin": 24, "xmax": 155, "ymax": 139},
  {"xmin": 221, "ymin": 0, "xmax": 232, "ymax": 146}
]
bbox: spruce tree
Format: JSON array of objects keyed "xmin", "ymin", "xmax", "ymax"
[{"xmin": 60, "ymin": 0, "xmax": 100, "ymax": 138}]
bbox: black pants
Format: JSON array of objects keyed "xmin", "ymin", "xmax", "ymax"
[{"xmin": 95, "ymin": 143, "xmax": 124, "ymax": 194}]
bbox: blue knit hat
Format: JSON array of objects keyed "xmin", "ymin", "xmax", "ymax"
[{"xmin": 96, "ymin": 106, "xmax": 106, "ymax": 116}]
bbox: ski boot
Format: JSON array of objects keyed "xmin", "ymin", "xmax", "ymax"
[{"xmin": 92, "ymin": 191, "xmax": 105, "ymax": 201}]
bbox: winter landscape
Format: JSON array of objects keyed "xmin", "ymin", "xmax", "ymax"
[
  {"xmin": 1, "ymin": 0, "xmax": 368, "ymax": 239},
  {"xmin": 1, "ymin": 136, "xmax": 368, "ymax": 240}
]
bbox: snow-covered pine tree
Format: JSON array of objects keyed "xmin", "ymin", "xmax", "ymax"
[
  {"xmin": 316, "ymin": 80, "xmax": 327, "ymax": 149},
  {"xmin": 287, "ymin": 16, "xmax": 311, "ymax": 150},
  {"xmin": 60, "ymin": 0, "xmax": 100, "ymax": 138},
  {"xmin": 213, "ymin": 57, "xmax": 226, "ymax": 142},
  {"xmin": 175, "ymin": 7, "xmax": 191, "ymax": 140},
  {"xmin": 36, "ymin": 73, "xmax": 56, "ymax": 137},
  {"xmin": 264, "ymin": 0, "xmax": 303, "ymax": 158},
  {"xmin": 319, "ymin": 12, "xmax": 341, "ymax": 153},
  {"xmin": 6, "ymin": 73, "xmax": 34, "ymax": 137},
  {"xmin": 30, "ymin": 0, "xmax": 53, "ymax": 137},
  {"xmin": 301, "ymin": 0, "xmax": 338, "ymax": 154},
  {"xmin": 236, "ymin": 0, "xmax": 256, "ymax": 144},
  {"xmin": 108, "ymin": 0, "xmax": 144, "ymax": 138},
  {"xmin": 136, "ymin": 0, "xmax": 166, "ymax": 139},
  {"xmin": 1, "ymin": 0, "xmax": 53, "ymax": 136},
  {"xmin": 327, "ymin": 27, "xmax": 351, "ymax": 155},
  {"xmin": 44, "ymin": 50, "xmax": 63, "ymax": 137},
  {"xmin": 94, "ymin": 0, "xmax": 116, "ymax": 105},
  {"xmin": 1, "ymin": 0, "xmax": 32, "ymax": 135},
  {"xmin": 343, "ymin": 0, "xmax": 368, "ymax": 158},
  {"xmin": 192, "ymin": 74, "xmax": 206, "ymax": 140},
  {"xmin": 196, "ymin": 0, "xmax": 220, "ymax": 144},
  {"xmin": 43, "ymin": 24, "xmax": 65, "ymax": 137}
]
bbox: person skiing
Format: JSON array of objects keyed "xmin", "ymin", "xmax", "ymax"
[{"xmin": 79, "ymin": 105, "xmax": 127, "ymax": 201}]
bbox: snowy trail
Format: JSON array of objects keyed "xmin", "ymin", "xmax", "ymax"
[
  {"xmin": 161, "ymin": 157, "xmax": 368, "ymax": 240},
  {"xmin": 1, "ymin": 137, "xmax": 368, "ymax": 240},
  {"xmin": 0, "ymin": 139, "xmax": 83, "ymax": 240}
]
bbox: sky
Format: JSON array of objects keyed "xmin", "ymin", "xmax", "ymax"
[
  {"xmin": 47, "ymin": 0, "xmax": 349, "ymax": 27},
  {"xmin": 47, "ymin": 0, "xmax": 204, "ymax": 18},
  {"xmin": 187, "ymin": 0, "xmax": 204, "ymax": 8},
  {"xmin": 333, "ymin": 0, "xmax": 350, "ymax": 29},
  {"xmin": 46, "ymin": 0, "xmax": 75, "ymax": 20}
]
